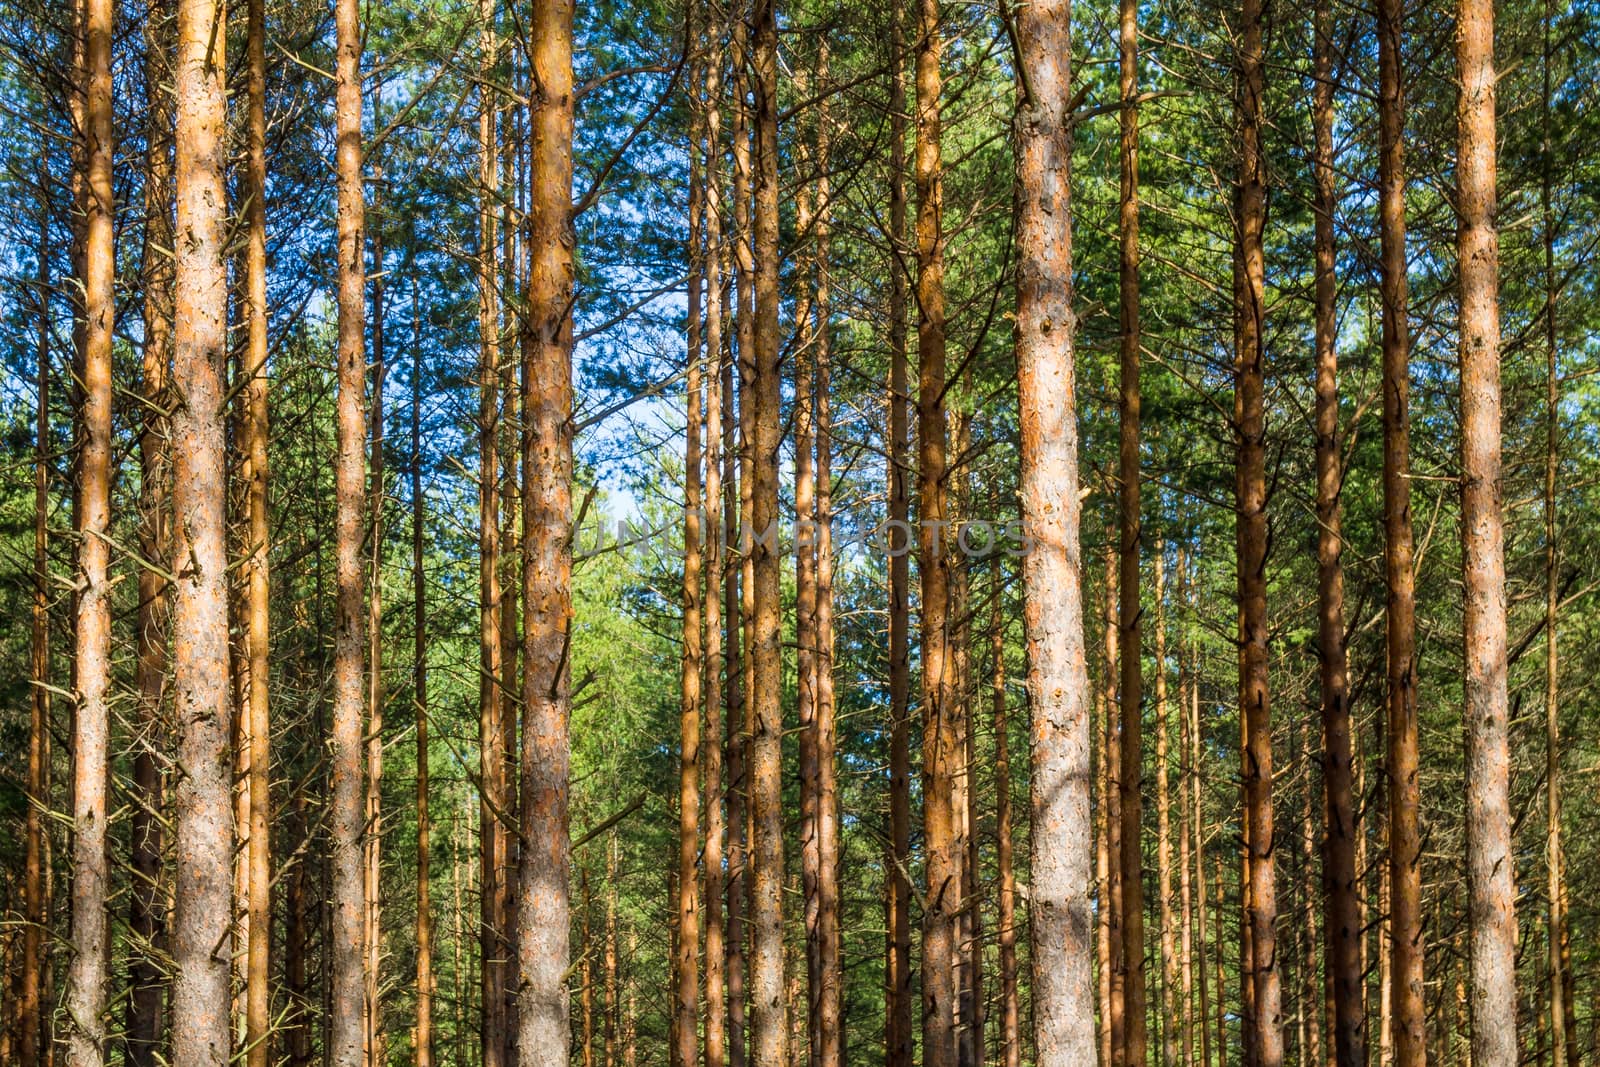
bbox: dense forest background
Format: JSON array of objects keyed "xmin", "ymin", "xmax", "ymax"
[{"xmin": 0, "ymin": 0, "xmax": 1598, "ymax": 1063}]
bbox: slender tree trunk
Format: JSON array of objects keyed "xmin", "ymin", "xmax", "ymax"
[
  {"xmin": 22, "ymin": 158, "xmax": 53, "ymax": 1067},
  {"xmin": 412, "ymin": 282, "xmax": 435, "ymax": 1067},
  {"xmin": 1157, "ymin": 548, "xmax": 1179, "ymax": 1067},
  {"xmin": 1311, "ymin": 1, "xmax": 1362, "ymax": 1060},
  {"xmin": 1300, "ymin": 723, "xmax": 1324, "ymax": 1067},
  {"xmin": 1098, "ymin": 693, "xmax": 1113, "ymax": 1067},
  {"xmin": 727, "ymin": 21, "xmax": 754, "ymax": 1067},
  {"xmin": 991, "ymin": 557, "xmax": 1021, "ymax": 1067},
  {"xmin": 582, "ymin": 870, "xmax": 595, "ymax": 1067},
  {"xmin": 513, "ymin": 0, "xmax": 576, "ymax": 1059},
  {"xmin": 1189, "ymin": 621, "xmax": 1212, "ymax": 1067},
  {"xmin": 678, "ymin": 61, "xmax": 706, "ymax": 1067},
  {"xmin": 64, "ymin": 0, "xmax": 114, "ymax": 1053},
  {"xmin": 1457, "ymin": 4, "xmax": 1516, "ymax": 1063},
  {"xmin": 796, "ymin": 157, "xmax": 821, "ymax": 1065},
  {"xmin": 1539, "ymin": 17, "xmax": 1576, "ymax": 1067},
  {"xmin": 703, "ymin": 26, "xmax": 729, "ymax": 1067},
  {"xmin": 1104, "ymin": 542, "xmax": 1125, "ymax": 1067},
  {"xmin": 1116, "ymin": 0, "xmax": 1149, "ymax": 1054},
  {"xmin": 606, "ymin": 836, "xmax": 621, "ymax": 1067},
  {"xmin": 242, "ymin": 0, "xmax": 273, "ymax": 1056},
  {"xmin": 1375, "ymin": 0, "xmax": 1426, "ymax": 1052},
  {"xmin": 476, "ymin": 8, "xmax": 507, "ymax": 1063},
  {"xmin": 885, "ymin": 8, "xmax": 914, "ymax": 1065},
  {"xmin": 1013, "ymin": 5, "xmax": 1096, "ymax": 1059},
  {"xmin": 914, "ymin": 0, "xmax": 959, "ymax": 1057},
  {"xmin": 1176, "ymin": 563, "xmax": 1195, "ymax": 1067},
  {"xmin": 1235, "ymin": 0, "xmax": 1282, "ymax": 1054},
  {"xmin": 332, "ymin": 0, "xmax": 370, "ymax": 1056},
  {"xmin": 749, "ymin": 0, "xmax": 788, "ymax": 1061},
  {"xmin": 169, "ymin": 0, "xmax": 234, "ymax": 1058},
  {"xmin": 1214, "ymin": 853, "xmax": 1228, "ymax": 1067},
  {"xmin": 127, "ymin": 8, "xmax": 174, "ymax": 1059}
]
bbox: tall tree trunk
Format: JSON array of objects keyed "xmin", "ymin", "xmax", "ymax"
[
  {"xmin": 1311, "ymin": 0, "xmax": 1361, "ymax": 1060},
  {"xmin": 1188, "ymin": 619, "xmax": 1212, "ymax": 1067},
  {"xmin": 476, "ymin": 9, "xmax": 508, "ymax": 1064},
  {"xmin": 412, "ymin": 282, "xmax": 435, "ymax": 1067},
  {"xmin": 748, "ymin": 0, "xmax": 788, "ymax": 1061},
  {"xmin": 1236, "ymin": 0, "xmax": 1281, "ymax": 1054},
  {"xmin": 1156, "ymin": 548, "xmax": 1178, "ymax": 1067},
  {"xmin": 678, "ymin": 61, "xmax": 706, "ymax": 1067},
  {"xmin": 884, "ymin": 8, "xmax": 914, "ymax": 1065},
  {"xmin": 1176, "ymin": 559, "xmax": 1195, "ymax": 1067},
  {"xmin": 1013, "ymin": 3, "xmax": 1097, "ymax": 1058},
  {"xmin": 1116, "ymin": 0, "xmax": 1149, "ymax": 1055},
  {"xmin": 22, "ymin": 156, "xmax": 54, "ymax": 1067},
  {"xmin": 128, "ymin": 6, "xmax": 174, "ymax": 1059},
  {"xmin": 332, "ymin": 0, "xmax": 370, "ymax": 1056},
  {"xmin": 64, "ymin": 0, "xmax": 114, "ymax": 1054},
  {"xmin": 581, "ymin": 870, "xmax": 595, "ymax": 1067},
  {"xmin": 1377, "ymin": 0, "xmax": 1424, "ymax": 1051},
  {"xmin": 1104, "ymin": 542, "xmax": 1125, "ymax": 1067},
  {"xmin": 242, "ymin": 0, "xmax": 273, "ymax": 1055},
  {"xmin": 606, "ymin": 835, "xmax": 621, "ymax": 1067},
  {"xmin": 813, "ymin": 66, "xmax": 843, "ymax": 1067},
  {"xmin": 796, "ymin": 158, "xmax": 820, "ymax": 1066},
  {"xmin": 1457, "ymin": 3, "xmax": 1516, "ymax": 1063},
  {"xmin": 364, "ymin": 152, "xmax": 390, "ymax": 1067},
  {"xmin": 703, "ymin": 25, "xmax": 729, "ymax": 1067},
  {"xmin": 1539, "ymin": 15, "xmax": 1576, "ymax": 1067},
  {"xmin": 513, "ymin": 0, "xmax": 576, "ymax": 1059},
  {"xmin": 727, "ymin": 19, "xmax": 754, "ymax": 1067},
  {"xmin": 914, "ymin": 0, "xmax": 959, "ymax": 1057},
  {"xmin": 990, "ymin": 557, "xmax": 1020, "ymax": 1067},
  {"xmin": 169, "ymin": 0, "xmax": 234, "ymax": 1058}
]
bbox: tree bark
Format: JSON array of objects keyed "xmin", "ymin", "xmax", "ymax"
[
  {"xmin": 1235, "ymin": 0, "xmax": 1282, "ymax": 1058},
  {"xmin": 242, "ymin": 0, "xmax": 273, "ymax": 1056},
  {"xmin": 1116, "ymin": 0, "xmax": 1149, "ymax": 1055},
  {"xmin": 1013, "ymin": 3, "xmax": 1097, "ymax": 1059},
  {"xmin": 476, "ymin": 9, "xmax": 508, "ymax": 1065},
  {"xmin": 1457, "ymin": 2, "xmax": 1517, "ymax": 1062},
  {"xmin": 513, "ymin": 0, "xmax": 576, "ymax": 1059},
  {"xmin": 412, "ymin": 281, "xmax": 435, "ymax": 1067},
  {"xmin": 332, "ymin": 0, "xmax": 370, "ymax": 1056},
  {"xmin": 1375, "ymin": 0, "xmax": 1425, "ymax": 1054},
  {"xmin": 748, "ymin": 0, "xmax": 788, "ymax": 1061},
  {"xmin": 1188, "ymin": 615, "xmax": 1212, "ymax": 1067},
  {"xmin": 885, "ymin": 8, "xmax": 914, "ymax": 1065},
  {"xmin": 64, "ymin": 0, "xmax": 114, "ymax": 1053},
  {"xmin": 1104, "ymin": 541, "xmax": 1125, "ymax": 1067},
  {"xmin": 1156, "ymin": 548, "xmax": 1178, "ymax": 1067},
  {"xmin": 915, "ymin": 0, "xmax": 958, "ymax": 1058},
  {"xmin": 990, "ymin": 557, "xmax": 1021, "ymax": 1067},
  {"xmin": 678, "ymin": 55, "xmax": 705, "ymax": 1067},
  {"xmin": 1310, "ymin": 1, "xmax": 1362, "ymax": 1060},
  {"xmin": 169, "ymin": 0, "xmax": 234, "ymax": 1058}
]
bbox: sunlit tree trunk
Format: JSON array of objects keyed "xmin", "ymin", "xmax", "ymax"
[
  {"xmin": 412, "ymin": 281, "xmax": 435, "ymax": 1067},
  {"xmin": 915, "ymin": 0, "xmax": 958, "ymax": 1057},
  {"xmin": 748, "ymin": 0, "xmax": 788, "ymax": 1061},
  {"xmin": 513, "ymin": 0, "xmax": 576, "ymax": 1060},
  {"xmin": 168, "ymin": 0, "xmax": 234, "ymax": 1059},
  {"xmin": 1103, "ymin": 542, "xmax": 1125, "ymax": 1067},
  {"xmin": 1156, "ymin": 548, "xmax": 1178, "ymax": 1067},
  {"xmin": 64, "ymin": 0, "xmax": 114, "ymax": 1054},
  {"xmin": 990, "ymin": 555, "xmax": 1020, "ymax": 1067},
  {"xmin": 1013, "ymin": 3, "xmax": 1096, "ymax": 1057},
  {"xmin": 1457, "ymin": 2, "xmax": 1516, "ymax": 1062},
  {"xmin": 332, "ymin": 0, "xmax": 370, "ymax": 1056}
]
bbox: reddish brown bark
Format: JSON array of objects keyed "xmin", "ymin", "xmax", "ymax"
[
  {"xmin": 885, "ymin": 9, "xmax": 914, "ymax": 1066},
  {"xmin": 990, "ymin": 557, "xmax": 1020, "ymax": 1067},
  {"xmin": 915, "ymin": 0, "xmax": 959, "ymax": 1058},
  {"xmin": 64, "ymin": 0, "xmax": 114, "ymax": 1053},
  {"xmin": 1116, "ymin": 0, "xmax": 1150, "ymax": 1055},
  {"xmin": 1235, "ymin": 0, "xmax": 1283, "ymax": 1054},
  {"xmin": 242, "ymin": 0, "xmax": 273, "ymax": 1056},
  {"xmin": 1310, "ymin": 1, "xmax": 1362, "ymax": 1059},
  {"xmin": 748, "ymin": 0, "xmax": 788, "ymax": 1061},
  {"xmin": 1156, "ymin": 549, "xmax": 1178, "ymax": 1067},
  {"xmin": 412, "ymin": 284, "xmax": 436, "ymax": 1067},
  {"xmin": 1104, "ymin": 542, "xmax": 1125, "ymax": 1067},
  {"xmin": 513, "ymin": 0, "xmax": 576, "ymax": 1060},
  {"xmin": 1457, "ymin": 3, "xmax": 1517, "ymax": 1062},
  {"xmin": 1375, "ymin": 0, "xmax": 1424, "ymax": 1055},
  {"xmin": 332, "ymin": 0, "xmax": 370, "ymax": 1056},
  {"xmin": 1013, "ymin": 0, "xmax": 1097, "ymax": 1056},
  {"xmin": 169, "ymin": 0, "xmax": 235, "ymax": 1059}
]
